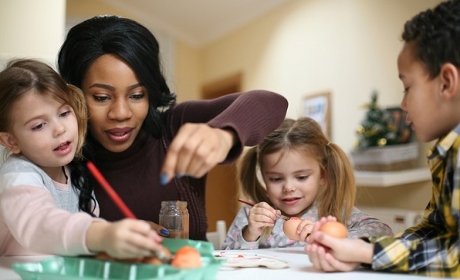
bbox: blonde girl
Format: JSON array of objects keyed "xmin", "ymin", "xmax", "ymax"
[{"xmin": 222, "ymin": 117, "xmax": 392, "ymax": 249}]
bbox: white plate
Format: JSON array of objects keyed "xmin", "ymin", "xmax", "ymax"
[{"xmin": 214, "ymin": 252, "xmax": 289, "ymax": 269}]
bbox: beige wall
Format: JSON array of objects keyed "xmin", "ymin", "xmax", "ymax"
[
  {"xmin": 0, "ymin": 0, "xmax": 66, "ymax": 66},
  {"xmin": 174, "ymin": 41, "xmax": 202, "ymax": 102},
  {"xmin": 0, "ymin": 0, "xmax": 66, "ymax": 164},
  {"xmin": 198, "ymin": 0, "xmax": 442, "ymax": 152}
]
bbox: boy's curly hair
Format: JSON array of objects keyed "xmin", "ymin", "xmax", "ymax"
[{"xmin": 402, "ymin": 0, "xmax": 460, "ymax": 78}]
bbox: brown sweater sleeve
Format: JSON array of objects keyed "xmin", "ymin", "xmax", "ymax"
[{"xmin": 165, "ymin": 90, "xmax": 288, "ymax": 163}]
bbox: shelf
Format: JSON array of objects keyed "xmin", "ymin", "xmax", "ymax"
[{"xmin": 354, "ymin": 167, "xmax": 431, "ymax": 187}]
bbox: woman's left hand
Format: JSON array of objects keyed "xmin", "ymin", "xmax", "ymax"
[{"xmin": 161, "ymin": 123, "xmax": 236, "ymax": 184}]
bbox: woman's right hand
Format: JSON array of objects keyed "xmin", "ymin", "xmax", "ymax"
[
  {"xmin": 243, "ymin": 202, "xmax": 278, "ymax": 242},
  {"xmin": 87, "ymin": 219, "xmax": 163, "ymax": 259},
  {"xmin": 161, "ymin": 123, "xmax": 236, "ymax": 185}
]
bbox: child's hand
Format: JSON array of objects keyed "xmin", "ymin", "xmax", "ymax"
[
  {"xmin": 243, "ymin": 202, "xmax": 278, "ymax": 241},
  {"xmin": 296, "ymin": 219, "xmax": 315, "ymax": 241},
  {"xmin": 304, "ymin": 215, "xmax": 373, "ymax": 272},
  {"xmin": 306, "ymin": 216, "xmax": 337, "ymax": 243},
  {"xmin": 87, "ymin": 219, "xmax": 163, "ymax": 259},
  {"xmin": 305, "ymin": 232, "xmax": 372, "ymax": 272}
]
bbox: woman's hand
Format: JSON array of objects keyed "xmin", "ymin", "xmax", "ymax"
[
  {"xmin": 87, "ymin": 219, "xmax": 163, "ymax": 259},
  {"xmin": 161, "ymin": 123, "xmax": 236, "ymax": 185},
  {"xmin": 243, "ymin": 202, "xmax": 278, "ymax": 242}
]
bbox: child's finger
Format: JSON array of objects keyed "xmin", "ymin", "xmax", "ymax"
[{"xmin": 298, "ymin": 220, "xmax": 315, "ymax": 241}]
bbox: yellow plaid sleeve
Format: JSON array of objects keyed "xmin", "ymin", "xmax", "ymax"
[{"xmin": 369, "ymin": 125, "xmax": 460, "ymax": 277}]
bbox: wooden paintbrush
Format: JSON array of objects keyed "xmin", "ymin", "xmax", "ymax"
[{"xmin": 237, "ymin": 198, "xmax": 290, "ymax": 221}]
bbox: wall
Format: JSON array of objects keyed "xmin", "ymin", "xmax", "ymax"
[
  {"xmin": 0, "ymin": 0, "xmax": 66, "ymax": 65},
  {"xmin": 199, "ymin": 0, "xmax": 442, "ymax": 152},
  {"xmin": 174, "ymin": 41, "xmax": 202, "ymax": 102},
  {"xmin": 181, "ymin": 0, "xmax": 441, "ymax": 211},
  {"xmin": 0, "ymin": 0, "xmax": 66, "ymax": 165}
]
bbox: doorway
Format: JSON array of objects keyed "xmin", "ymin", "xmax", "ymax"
[{"xmin": 202, "ymin": 73, "xmax": 242, "ymax": 232}]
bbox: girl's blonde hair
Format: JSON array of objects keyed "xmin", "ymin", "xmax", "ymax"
[
  {"xmin": 237, "ymin": 117, "xmax": 356, "ymax": 223},
  {"xmin": 0, "ymin": 59, "xmax": 87, "ymax": 159}
]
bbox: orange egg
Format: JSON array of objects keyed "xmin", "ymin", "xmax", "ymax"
[
  {"xmin": 282, "ymin": 217, "xmax": 302, "ymax": 240},
  {"xmin": 319, "ymin": 221, "xmax": 348, "ymax": 238},
  {"xmin": 171, "ymin": 246, "xmax": 202, "ymax": 269}
]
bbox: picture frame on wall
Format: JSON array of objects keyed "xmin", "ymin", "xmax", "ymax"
[{"xmin": 302, "ymin": 91, "xmax": 331, "ymax": 138}]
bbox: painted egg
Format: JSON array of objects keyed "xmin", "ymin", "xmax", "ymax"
[
  {"xmin": 282, "ymin": 217, "xmax": 302, "ymax": 240},
  {"xmin": 319, "ymin": 221, "xmax": 348, "ymax": 238}
]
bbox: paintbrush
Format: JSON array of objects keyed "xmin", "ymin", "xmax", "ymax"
[
  {"xmin": 237, "ymin": 198, "xmax": 290, "ymax": 221},
  {"xmin": 86, "ymin": 161, "xmax": 172, "ymax": 264}
]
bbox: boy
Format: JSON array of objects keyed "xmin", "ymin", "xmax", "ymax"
[{"xmin": 305, "ymin": 0, "xmax": 460, "ymax": 277}]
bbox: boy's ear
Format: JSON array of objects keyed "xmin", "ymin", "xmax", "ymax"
[
  {"xmin": 0, "ymin": 132, "xmax": 21, "ymax": 154},
  {"xmin": 440, "ymin": 63, "xmax": 459, "ymax": 100}
]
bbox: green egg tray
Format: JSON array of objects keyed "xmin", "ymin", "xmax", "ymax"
[{"xmin": 12, "ymin": 239, "xmax": 224, "ymax": 280}]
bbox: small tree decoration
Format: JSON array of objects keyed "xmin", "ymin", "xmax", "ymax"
[{"xmin": 355, "ymin": 90, "xmax": 399, "ymax": 149}]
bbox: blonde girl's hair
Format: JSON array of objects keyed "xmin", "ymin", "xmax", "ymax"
[
  {"xmin": 0, "ymin": 59, "xmax": 87, "ymax": 159},
  {"xmin": 237, "ymin": 117, "xmax": 356, "ymax": 223}
]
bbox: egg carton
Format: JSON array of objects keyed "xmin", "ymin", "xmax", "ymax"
[{"xmin": 13, "ymin": 239, "xmax": 223, "ymax": 280}]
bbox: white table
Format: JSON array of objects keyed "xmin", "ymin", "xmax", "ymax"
[
  {"xmin": 213, "ymin": 247, "xmax": 446, "ymax": 280},
  {"xmin": 0, "ymin": 248, "xmax": 446, "ymax": 280}
]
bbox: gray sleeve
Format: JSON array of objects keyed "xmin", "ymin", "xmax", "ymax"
[{"xmin": 346, "ymin": 207, "xmax": 394, "ymax": 239}]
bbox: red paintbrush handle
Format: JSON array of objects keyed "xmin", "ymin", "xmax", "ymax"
[
  {"xmin": 86, "ymin": 161, "xmax": 136, "ymax": 219},
  {"xmin": 238, "ymin": 198, "xmax": 255, "ymax": 207},
  {"xmin": 238, "ymin": 198, "xmax": 290, "ymax": 221}
]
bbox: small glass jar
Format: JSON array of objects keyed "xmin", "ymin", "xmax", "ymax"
[{"xmin": 159, "ymin": 201, "xmax": 189, "ymax": 239}]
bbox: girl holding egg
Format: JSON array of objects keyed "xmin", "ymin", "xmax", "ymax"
[{"xmin": 222, "ymin": 117, "xmax": 393, "ymax": 250}]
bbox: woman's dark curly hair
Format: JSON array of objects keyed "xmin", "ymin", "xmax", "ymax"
[
  {"xmin": 402, "ymin": 0, "xmax": 460, "ymax": 78},
  {"xmin": 58, "ymin": 15, "xmax": 176, "ymax": 138}
]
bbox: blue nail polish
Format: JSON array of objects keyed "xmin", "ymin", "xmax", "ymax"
[
  {"xmin": 160, "ymin": 229, "xmax": 169, "ymax": 236},
  {"xmin": 160, "ymin": 173, "xmax": 168, "ymax": 185}
]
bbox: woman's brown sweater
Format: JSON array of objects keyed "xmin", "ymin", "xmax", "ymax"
[{"xmin": 88, "ymin": 90, "xmax": 288, "ymax": 240}]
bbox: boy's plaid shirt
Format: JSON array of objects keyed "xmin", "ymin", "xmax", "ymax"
[{"xmin": 369, "ymin": 124, "xmax": 460, "ymax": 277}]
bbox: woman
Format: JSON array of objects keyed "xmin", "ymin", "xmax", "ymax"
[{"xmin": 58, "ymin": 15, "xmax": 288, "ymax": 240}]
